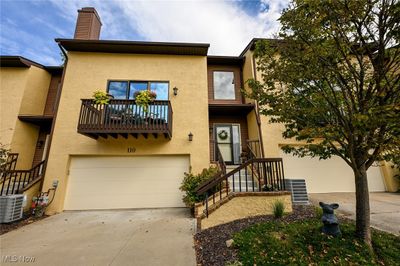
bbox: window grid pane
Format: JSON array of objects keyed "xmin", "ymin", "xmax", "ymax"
[
  {"xmin": 129, "ymin": 82, "xmax": 148, "ymax": 99},
  {"xmin": 108, "ymin": 81, "xmax": 128, "ymax": 99},
  {"xmin": 150, "ymin": 82, "xmax": 169, "ymax": 100}
]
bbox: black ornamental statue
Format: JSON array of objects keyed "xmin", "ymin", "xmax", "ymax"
[{"xmin": 319, "ymin": 202, "xmax": 341, "ymax": 237}]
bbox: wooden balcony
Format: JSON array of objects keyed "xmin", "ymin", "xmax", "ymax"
[{"xmin": 78, "ymin": 99, "xmax": 173, "ymax": 139}]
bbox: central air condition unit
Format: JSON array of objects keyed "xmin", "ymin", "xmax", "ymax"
[{"xmin": 0, "ymin": 194, "xmax": 24, "ymax": 223}]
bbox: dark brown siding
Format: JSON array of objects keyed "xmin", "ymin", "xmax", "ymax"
[
  {"xmin": 207, "ymin": 65, "xmax": 243, "ymax": 104},
  {"xmin": 32, "ymin": 131, "xmax": 48, "ymax": 167},
  {"xmin": 74, "ymin": 8, "xmax": 102, "ymax": 40},
  {"xmin": 209, "ymin": 114, "xmax": 249, "ymax": 161},
  {"xmin": 43, "ymin": 75, "xmax": 61, "ymax": 116}
]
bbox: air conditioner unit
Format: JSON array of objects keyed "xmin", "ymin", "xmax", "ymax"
[{"xmin": 0, "ymin": 194, "xmax": 24, "ymax": 223}]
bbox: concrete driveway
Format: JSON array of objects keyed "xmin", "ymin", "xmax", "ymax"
[
  {"xmin": 310, "ymin": 192, "xmax": 400, "ymax": 235},
  {"xmin": 0, "ymin": 208, "xmax": 196, "ymax": 266}
]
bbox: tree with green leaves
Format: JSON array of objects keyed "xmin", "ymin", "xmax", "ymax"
[{"xmin": 248, "ymin": 0, "xmax": 399, "ymax": 246}]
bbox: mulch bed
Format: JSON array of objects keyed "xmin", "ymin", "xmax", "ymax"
[
  {"xmin": 194, "ymin": 205, "xmax": 316, "ymax": 266},
  {"xmin": 0, "ymin": 213, "xmax": 48, "ymax": 235}
]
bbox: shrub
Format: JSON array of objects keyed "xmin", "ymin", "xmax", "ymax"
[
  {"xmin": 180, "ymin": 166, "xmax": 218, "ymax": 207},
  {"xmin": 314, "ymin": 205, "xmax": 323, "ymax": 219},
  {"xmin": 271, "ymin": 199, "xmax": 285, "ymax": 218},
  {"xmin": 0, "ymin": 143, "xmax": 10, "ymax": 169}
]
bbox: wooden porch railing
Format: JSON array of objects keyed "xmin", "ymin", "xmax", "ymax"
[
  {"xmin": 247, "ymin": 140, "xmax": 261, "ymax": 159},
  {"xmin": 0, "ymin": 155, "xmax": 45, "ymax": 196},
  {"xmin": 214, "ymin": 141, "xmax": 226, "ymax": 175},
  {"xmin": 195, "ymin": 158, "xmax": 286, "ymax": 216},
  {"xmin": 78, "ymin": 99, "xmax": 173, "ymax": 139}
]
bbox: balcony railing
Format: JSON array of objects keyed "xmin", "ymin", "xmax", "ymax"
[{"xmin": 78, "ymin": 99, "xmax": 173, "ymax": 139}]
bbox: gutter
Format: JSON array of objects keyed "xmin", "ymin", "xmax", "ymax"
[
  {"xmin": 252, "ymin": 53, "xmax": 265, "ymax": 158},
  {"xmin": 39, "ymin": 43, "xmax": 68, "ymax": 192}
]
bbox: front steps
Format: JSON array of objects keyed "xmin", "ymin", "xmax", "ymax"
[
  {"xmin": 196, "ymin": 158, "xmax": 288, "ymax": 230},
  {"xmin": 226, "ymin": 165, "xmax": 259, "ymax": 192},
  {"xmin": 285, "ymin": 179, "xmax": 309, "ymax": 204}
]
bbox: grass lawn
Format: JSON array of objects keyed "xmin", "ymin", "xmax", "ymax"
[{"xmin": 233, "ymin": 218, "xmax": 400, "ymax": 265}]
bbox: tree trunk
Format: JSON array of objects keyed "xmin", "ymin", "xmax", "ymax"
[{"xmin": 354, "ymin": 163, "xmax": 372, "ymax": 247}]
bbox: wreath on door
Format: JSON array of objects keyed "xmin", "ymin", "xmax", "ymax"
[{"xmin": 218, "ymin": 129, "xmax": 229, "ymax": 140}]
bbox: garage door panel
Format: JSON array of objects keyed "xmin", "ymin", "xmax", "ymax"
[
  {"xmin": 281, "ymin": 153, "xmax": 385, "ymax": 193},
  {"xmin": 70, "ymin": 156, "xmax": 188, "ymax": 169},
  {"xmin": 64, "ymin": 156, "xmax": 188, "ymax": 210}
]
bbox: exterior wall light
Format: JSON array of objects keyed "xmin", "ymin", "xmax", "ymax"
[
  {"xmin": 173, "ymin": 87, "xmax": 178, "ymax": 96},
  {"xmin": 188, "ymin": 132, "xmax": 193, "ymax": 141}
]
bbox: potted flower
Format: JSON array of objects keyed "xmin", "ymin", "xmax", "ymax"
[
  {"xmin": 134, "ymin": 90, "xmax": 157, "ymax": 113},
  {"xmin": 92, "ymin": 91, "xmax": 114, "ymax": 122},
  {"xmin": 92, "ymin": 90, "xmax": 113, "ymax": 105},
  {"xmin": 31, "ymin": 194, "xmax": 49, "ymax": 218}
]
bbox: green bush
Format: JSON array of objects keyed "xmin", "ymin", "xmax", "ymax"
[
  {"xmin": 314, "ymin": 205, "xmax": 323, "ymax": 219},
  {"xmin": 0, "ymin": 143, "xmax": 10, "ymax": 169},
  {"xmin": 180, "ymin": 167, "xmax": 218, "ymax": 207},
  {"xmin": 271, "ymin": 200, "xmax": 285, "ymax": 219}
]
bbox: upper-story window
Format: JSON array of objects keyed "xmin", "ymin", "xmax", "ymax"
[
  {"xmin": 108, "ymin": 81, "xmax": 169, "ymax": 100},
  {"xmin": 213, "ymin": 71, "xmax": 235, "ymax": 100}
]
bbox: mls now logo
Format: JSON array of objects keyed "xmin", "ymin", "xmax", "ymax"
[{"xmin": 2, "ymin": 255, "xmax": 35, "ymax": 263}]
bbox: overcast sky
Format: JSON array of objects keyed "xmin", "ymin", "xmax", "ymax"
[{"xmin": 0, "ymin": 0, "xmax": 289, "ymax": 65}]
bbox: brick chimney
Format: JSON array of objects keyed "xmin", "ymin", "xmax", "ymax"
[{"xmin": 74, "ymin": 7, "xmax": 102, "ymax": 40}]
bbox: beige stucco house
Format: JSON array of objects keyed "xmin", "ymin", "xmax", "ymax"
[{"xmin": 1, "ymin": 7, "xmax": 397, "ymax": 215}]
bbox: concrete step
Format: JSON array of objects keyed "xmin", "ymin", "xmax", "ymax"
[{"xmin": 285, "ymin": 179, "xmax": 309, "ymax": 205}]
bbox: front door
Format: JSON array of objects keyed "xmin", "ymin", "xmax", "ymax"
[{"xmin": 215, "ymin": 124, "xmax": 241, "ymax": 165}]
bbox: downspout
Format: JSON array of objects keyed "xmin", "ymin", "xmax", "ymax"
[
  {"xmin": 39, "ymin": 43, "xmax": 68, "ymax": 191},
  {"xmin": 252, "ymin": 53, "xmax": 265, "ymax": 158}
]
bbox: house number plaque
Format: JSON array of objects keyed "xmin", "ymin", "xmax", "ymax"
[{"xmin": 127, "ymin": 147, "xmax": 136, "ymax": 153}]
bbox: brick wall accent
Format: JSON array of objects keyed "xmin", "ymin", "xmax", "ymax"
[{"xmin": 74, "ymin": 7, "xmax": 102, "ymax": 40}]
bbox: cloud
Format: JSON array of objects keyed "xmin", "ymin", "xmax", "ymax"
[
  {"xmin": 2, "ymin": 0, "xmax": 289, "ymax": 64},
  {"xmin": 33, "ymin": 17, "xmax": 69, "ymax": 37},
  {"xmin": 48, "ymin": 0, "xmax": 288, "ymax": 55},
  {"xmin": 0, "ymin": 18, "xmax": 60, "ymax": 65}
]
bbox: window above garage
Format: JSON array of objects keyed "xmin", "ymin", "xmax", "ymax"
[{"xmin": 107, "ymin": 80, "xmax": 169, "ymax": 100}]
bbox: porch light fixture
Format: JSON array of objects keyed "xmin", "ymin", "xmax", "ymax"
[
  {"xmin": 188, "ymin": 132, "xmax": 193, "ymax": 141},
  {"xmin": 173, "ymin": 87, "xmax": 178, "ymax": 96}
]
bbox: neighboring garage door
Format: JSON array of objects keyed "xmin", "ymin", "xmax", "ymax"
[
  {"xmin": 64, "ymin": 156, "xmax": 189, "ymax": 210},
  {"xmin": 281, "ymin": 152, "xmax": 386, "ymax": 193}
]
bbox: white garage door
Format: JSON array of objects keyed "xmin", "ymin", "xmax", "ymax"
[
  {"xmin": 64, "ymin": 156, "xmax": 189, "ymax": 210},
  {"xmin": 281, "ymin": 152, "xmax": 386, "ymax": 193}
]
